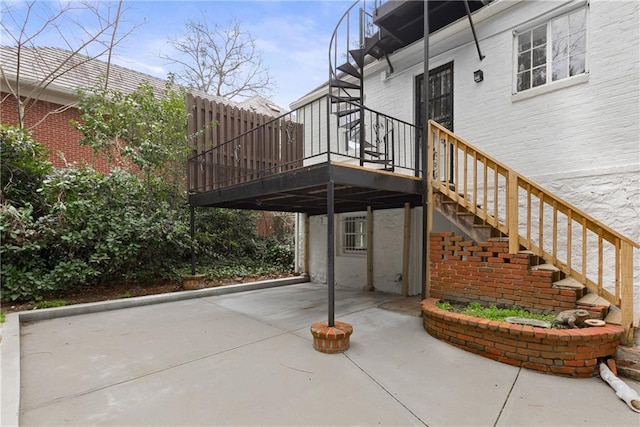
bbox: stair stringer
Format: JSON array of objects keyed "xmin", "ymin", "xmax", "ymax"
[{"xmin": 433, "ymin": 192, "xmax": 503, "ymax": 243}]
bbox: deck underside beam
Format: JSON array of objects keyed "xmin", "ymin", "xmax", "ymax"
[{"xmin": 188, "ymin": 163, "xmax": 422, "ymax": 216}]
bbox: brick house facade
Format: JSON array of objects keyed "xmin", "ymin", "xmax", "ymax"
[{"xmin": 1, "ymin": 46, "xmax": 286, "ymax": 174}]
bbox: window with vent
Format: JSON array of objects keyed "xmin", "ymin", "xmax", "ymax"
[
  {"xmin": 515, "ymin": 7, "xmax": 587, "ymax": 93},
  {"xmin": 342, "ymin": 215, "xmax": 367, "ymax": 254}
]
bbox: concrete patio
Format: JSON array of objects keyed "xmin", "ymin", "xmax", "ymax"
[{"xmin": 2, "ymin": 281, "xmax": 639, "ymax": 426}]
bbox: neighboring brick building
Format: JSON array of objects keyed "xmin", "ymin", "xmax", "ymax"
[{"xmin": 1, "ymin": 46, "xmax": 286, "ymax": 173}]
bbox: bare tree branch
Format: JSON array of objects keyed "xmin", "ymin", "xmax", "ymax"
[
  {"xmin": 0, "ymin": 0, "xmax": 138, "ymax": 128},
  {"xmin": 161, "ymin": 15, "xmax": 275, "ymax": 100}
]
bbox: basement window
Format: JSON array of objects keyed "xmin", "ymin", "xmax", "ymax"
[
  {"xmin": 514, "ymin": 7, "xmax": 587, "ymax": 93},
  {"xmin": 342, "ymin": 215, "xmax": 367, "ymax": 254}
]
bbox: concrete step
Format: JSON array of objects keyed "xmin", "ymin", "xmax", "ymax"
[
  {"xmin": 604, "ymin": 309, "xmax": 640, "ymax": 327},
  {"xmin": 577, "ymin": 292, "xmax": 612, "ymax": 308},
  {"xmin": 552, "ymin": 277, "xmax": 585, "ymax": 291},
  {"xmin": 531, "ymin": 263, "xmax": 560, "ymax": 272}
]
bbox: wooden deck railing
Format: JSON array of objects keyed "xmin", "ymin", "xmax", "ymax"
[{"xmin": 428, "ymin": 120, "xmax": 639, "ymax": 342}]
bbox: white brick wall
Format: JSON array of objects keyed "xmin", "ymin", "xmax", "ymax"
[{"xmin": 300, "ymin": 0, "xmax": 639, "ymax": 308}]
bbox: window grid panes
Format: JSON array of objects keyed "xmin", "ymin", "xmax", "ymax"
[
  {"xmin": 343, "ymin": 216, "xmax": 367, "ymax": 253},
  {"xmin": 516, "ymin": 7, "xmax": 587, "ymax": 93}
]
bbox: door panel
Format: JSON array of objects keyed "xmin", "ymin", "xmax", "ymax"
[{"xmin": 415, "ymin": 62, "xmax": 454, "ymax": 131}]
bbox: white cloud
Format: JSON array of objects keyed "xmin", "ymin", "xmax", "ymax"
[{"xmin": 112, "ymin": 55, "xmax": 167, "ymax": 77}]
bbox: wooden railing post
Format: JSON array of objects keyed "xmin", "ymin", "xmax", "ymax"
[
  {"xmin": 508, "ymin": 170, "xmax": 519, "ymax": 254},
  {"xmin": 620, "ymin": 241, "xmax": 634, "ymax": 345}
]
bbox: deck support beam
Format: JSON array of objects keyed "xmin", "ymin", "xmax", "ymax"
[
  {"xmin": 402, "ymin": 203, "xmax": 411, "ymax": 296},
  {"xmin": 367, "ymin": 206, "xmax": 374, "ymax": 292}
]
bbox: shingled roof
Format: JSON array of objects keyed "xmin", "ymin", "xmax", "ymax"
[{"xmin": 0, "ymin": 46, "xmax": 286, "ymax": 116}]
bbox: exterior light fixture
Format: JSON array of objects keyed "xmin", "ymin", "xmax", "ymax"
[{"xmin": 474, "ymin": 69, "xmax": 484, "ymax": 83}]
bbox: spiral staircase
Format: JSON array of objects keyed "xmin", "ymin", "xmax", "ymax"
[{"xmin": 328, "ymin": 1, "xmax": 405, "ymax": 171}]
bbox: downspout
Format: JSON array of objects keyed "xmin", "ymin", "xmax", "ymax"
[{"xmin": 421, "ymin": 0, "xmax": 430, "ymax": 300}]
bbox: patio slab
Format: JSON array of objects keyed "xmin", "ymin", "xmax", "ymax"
[{"xmin": 4, "ymin": 282, "xmax": 640, "ymax": 426}]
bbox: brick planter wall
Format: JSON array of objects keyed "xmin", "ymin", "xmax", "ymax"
[
  {"xmin": 422, "ymin": 298, "xmax": 624, "ymax": 378},
  {"xmin": 430, "ymin": 232, "xmax": 577, "ymax": 314}
]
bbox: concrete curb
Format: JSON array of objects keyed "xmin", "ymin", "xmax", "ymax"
[
  {"xmin": 0, "ymin": 275, "xmax": 308, "ymax": 426},
  {"xmin": 1, "ymin": 313, "xmax": 21, "ymax": 427}
]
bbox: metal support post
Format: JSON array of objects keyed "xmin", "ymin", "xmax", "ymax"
[
  {"xmin": 421, "ymin": 0, "xmax": 430, "ymax": 300},
  {"xmin": 327, "ymin": 180, "xmax": 336, "ymax": 326},
  {"xmin": 190, "ymin": 206, "xmax": 196, "ymax": 276}
]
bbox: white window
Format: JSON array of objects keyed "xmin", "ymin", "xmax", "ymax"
[
  {"xmin": 515, "ymin": 7, "xmax": 587, "ymax": 92},
  {"xmin": 342, "ymin": 215, "xmax": 367, "ymax": 254}
]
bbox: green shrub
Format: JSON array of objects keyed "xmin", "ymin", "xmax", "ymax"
[
  {"xmin": 1, "ymin": 166, "xmax": 191, "ymax": 301},
  {"xmin": 260, "ymin": 238, "xmax": 294, "ymax": 270},
  {"xmin": 0, "ymin": 125, "xmax": 52, "ymax": 214}
]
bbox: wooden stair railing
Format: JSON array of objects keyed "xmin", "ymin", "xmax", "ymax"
[{"xmin": 427, "ymin": 120, "xmax": 639, "ymax": 344}]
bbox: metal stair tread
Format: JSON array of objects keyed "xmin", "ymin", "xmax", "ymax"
[
  {"xmin": 364, "ymin": 150, "xmax": 382, "ymax": 158},
  {"xmin": 331, "ymin": 96, "xmax": 360, "ymax": 103},
  {"xmin": 340, "ymin": 120, "xmax": 361, "ymax": 130},
  {"xmin": 552, "ymin": 277, "xmax": 586, "ymax": 290},
  {"xmin": 577, "ymin": 292, "xmax": 612, "ymax": 308},
  {"xmin": 336, "ymin": 62, "xmax": 361, "ymax": 79},
  {"xmin": 349, "ymin": 48, "xmax": 365, "ymax": 68},
  {"xmin": 335, "ymin": 108, "xmax": 360, "ymax": 117},
  {"xmin": 330, "ymin": 79, "xmax": 360, "ymax": 90}
]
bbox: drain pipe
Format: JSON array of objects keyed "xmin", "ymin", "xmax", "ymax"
[{"xmin": 599, "ymin": 362, "xmax": 640, "ymax": 412}]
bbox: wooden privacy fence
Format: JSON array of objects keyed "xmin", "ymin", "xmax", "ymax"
[
  {"xmin": 428, "ymin": 120, "xmax": 639, "ymax": 342},
  {"xmin": 187, "ymin": 94, "xmax": 303, "ymax": 192}
]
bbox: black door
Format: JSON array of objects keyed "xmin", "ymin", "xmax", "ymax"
[
  {"xmin": 416, "ymin": 62, "xmax": 454, "ymax": 181},
  {"xmin": 415, "ymin": 62, "xmax": 454, "ymax": 131}
]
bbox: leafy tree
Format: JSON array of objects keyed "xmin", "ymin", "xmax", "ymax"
[
  {"xmin": 74, "ymin": 79, "xmax": 191, "ymax": 199},
  {"xmin": 162, "ymin": 15, "xmax": 275, "ymax": 100}
]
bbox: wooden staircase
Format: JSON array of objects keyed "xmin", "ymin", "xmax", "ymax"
[{"xmin": 427, "ymin": 121, "xmax": 640, "ymax": 344}]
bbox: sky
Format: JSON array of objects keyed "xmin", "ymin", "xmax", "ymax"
[{"xmin": 2, "ymin": 0, "xmax": 355, "ymax": 109}]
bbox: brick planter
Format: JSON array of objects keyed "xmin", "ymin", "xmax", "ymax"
[
  {"xmin": 310, "ymin": 321, "xmax": 353, "ymax": 354},
  {"xmin": 430, "ymin": 233, "xmax": 578, "ymax": 314},
  {"xmin": 182, "ymin": 274, "xmax": 205, "ymax": 290},
  {"xmin": 421, "ymin": 298, "xmax": 625, "ymax": 378}
]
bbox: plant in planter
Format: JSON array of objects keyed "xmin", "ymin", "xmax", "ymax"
[{"xmin": 435, "ymin": 301, "xmax": 556, "ymax": 327}]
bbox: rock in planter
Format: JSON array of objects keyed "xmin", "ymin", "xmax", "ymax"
[{"xmin": 505, "ymin": 317, "xmax": 551, "ymax": 328}]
